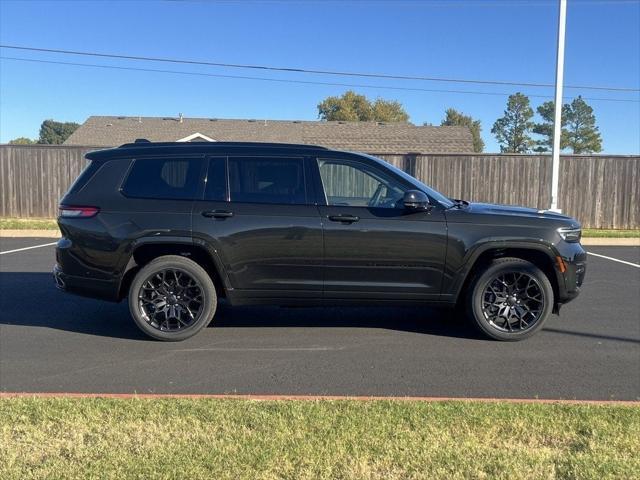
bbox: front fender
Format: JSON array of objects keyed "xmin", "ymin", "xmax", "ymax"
[{"xmin": 442, "ymin": 235, "xmax": 561, "ymax": 302}]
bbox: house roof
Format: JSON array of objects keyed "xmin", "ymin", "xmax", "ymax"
[{"xmin": 64, "ymin": 116, "xmax": 475, "ymax": 154}]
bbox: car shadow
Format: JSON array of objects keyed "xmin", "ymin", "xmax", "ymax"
[{"xmin": 0, "ymin": 272, "xmax": 484, "ymax": 341}]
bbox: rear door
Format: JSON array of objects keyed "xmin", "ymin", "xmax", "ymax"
[
  {"xmin": 313, "ymin": 155, "xmax": 447, "ymax": 301},
  {"xmin": 192, "ymin": 155, "xmax": 323, "ymax": 300}
]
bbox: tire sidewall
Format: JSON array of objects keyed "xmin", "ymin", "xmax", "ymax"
[
  {"xmin": 128, "ymin": 256, "xmax": 217, "ymax": 341},
  {"xmin": 470, "ymin": 259, "xmax": 553, "ymax": 341}
]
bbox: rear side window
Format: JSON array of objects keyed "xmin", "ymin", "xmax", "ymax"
[
  {"xmin": 122, "ymin": 158, "xmax": 203, "ymax": 200},
  {"xmin": 67, "ymin": 160, "xmax": 101, "ymax": 195},
  {"xmin": 228, "ymin": 157, "xmax": 306, "ymax": 204}
]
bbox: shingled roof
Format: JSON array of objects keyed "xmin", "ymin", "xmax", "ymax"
[{"xmin": 64, "ymin": 116, "xmax": 475, "ymax": 154}]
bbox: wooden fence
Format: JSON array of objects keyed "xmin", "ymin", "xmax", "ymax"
[{"xmin": 1, "ymin": 145, "xmax": 638, "ymax": 228}]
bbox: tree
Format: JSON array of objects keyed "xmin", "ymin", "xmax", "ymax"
[
  {"xmin": 440, "ymin": 108, "xmax": 484, "ymax": 152},
  {"xmin": 532, "ymin": 101, "xmax": 570, "ymax": 152},
  {"xmin": 8, "ymin": 137, "xmax": 35, "ymax": 145},
  {"xmin": 38, "ymin": 120, "xmax": 80, "ymax": 144},
  {"xmin": 491, "ymin": 93, "xmax": 535, "ymax": 153},
  {"xmin": 564, "ymin": 96, "xmax": 602, "ymax": 153},
  {"xmin": 318, "ymin": 90, "xmax": 409, "ymax": 122}
]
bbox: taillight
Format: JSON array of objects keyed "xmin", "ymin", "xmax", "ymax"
[{"xmin": 58, "ymin": 205, "xmax": 100, "ymax": 218}]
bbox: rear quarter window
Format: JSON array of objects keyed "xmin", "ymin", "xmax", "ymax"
[
  {"xmin": 66, "ymin": 160, "xmax": 102, "ymax": 195},
  {"xmin": 121, "ymin": 158, "xmax": 203, "ymax": 200}
]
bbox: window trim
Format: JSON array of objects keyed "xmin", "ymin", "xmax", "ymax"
[
  {"xmin": 226, "ymin": 155, "xmax": 310, "ymax": 206},
  {"xmin": 119, "ymin": 154, "xmax": 206, "ymax": 202},
  {"xmin": 202, "ymin": 156, "xmax": 229, "ymax": 202}
]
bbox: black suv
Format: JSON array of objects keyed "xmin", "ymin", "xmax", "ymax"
[{"xmin": 54, "ymin": 141, "xmax": 586, "ymax": 341}]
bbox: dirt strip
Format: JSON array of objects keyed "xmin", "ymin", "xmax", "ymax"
[{"xmin": 0, "ymin": 392, "xmax": 638, "ymax": 405}]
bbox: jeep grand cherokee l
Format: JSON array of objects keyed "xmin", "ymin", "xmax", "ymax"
[{"xmin": 54, "ymin": 141, "xmax": 586, "ymax": 341}]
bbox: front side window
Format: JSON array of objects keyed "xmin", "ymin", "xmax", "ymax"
[
  {"xmin": 122, "ymin": 158, "xmax": 203, "ymax": 200},
  {"xmin": 229, "ymin": 157, "xmax": 306, "ymax": 204},
  {"xmin": 317, "ymin": 158, "xmax": 406, "ymax": 208}
]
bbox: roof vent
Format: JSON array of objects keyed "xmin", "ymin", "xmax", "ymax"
[
  {"xmin": 179, "ymin": 113, "xmax": 183, "ymax": 123},
  {"xmin": 117, "ymin": 116, "xmax": 126, "ymax": 120},
  {"xmin": 248, "ymin": 119, "xmax": 257, "ymax": 123},
  {"xmin": 209, "ymin": 118, "xmax": 218, "ymax": 122}
]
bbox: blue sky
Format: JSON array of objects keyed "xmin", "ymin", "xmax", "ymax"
[{"xmin": 1, "ymin": 0, "xmax": 638, "ymax": 153}]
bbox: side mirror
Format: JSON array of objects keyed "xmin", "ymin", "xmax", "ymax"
[{"xmin": 403, "ymin": 190, "xmax": 431, "ymax": 211}]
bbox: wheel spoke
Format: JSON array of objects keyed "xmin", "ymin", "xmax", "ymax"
[
  {"xmin": 481, "ymin": 270, "xmax": 545, "ymax": 334},
  {"xmin": 138, "ymin": 267, "xmax": 205, "ymax": 333}
]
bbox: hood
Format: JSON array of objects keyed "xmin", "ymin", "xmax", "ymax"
[{"xmin": 466, "ymin": 202, "xmax": 579, "ymax": 226}]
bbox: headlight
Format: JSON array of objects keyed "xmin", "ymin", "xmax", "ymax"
[{"xmin": 558, "ymin": 226, "xmax": 582, "ymax": 243}]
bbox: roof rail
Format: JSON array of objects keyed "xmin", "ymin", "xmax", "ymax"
[{"xmin": 117, "ymin": 141, "xmax": 329, "ymax": 150}]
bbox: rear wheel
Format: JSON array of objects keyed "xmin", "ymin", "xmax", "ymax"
[
  {"xmin": 128, "ymin": 255, "xmax": 217, "ymax": 341},
  {"xmin": 467, "ymin": 257, "xmax": 553, "ymax": 341}
]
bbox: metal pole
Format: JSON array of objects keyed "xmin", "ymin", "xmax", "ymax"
[{"xmin": 550, "ymin": 0, "xmax": 567, "ymax": 212}]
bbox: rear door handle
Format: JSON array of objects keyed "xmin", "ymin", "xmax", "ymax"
[
  {"xmin": 202, "ymin": 210, "xmax": 234, "ymax": 219},
  {"xmin": 328, "ymin": 214, "xmax": 360, "ymax": 223}
]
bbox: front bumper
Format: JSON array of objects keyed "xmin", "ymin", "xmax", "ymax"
[{"xmin": 555, "ymin": 242, "xmax": 587, "ymax": 305}]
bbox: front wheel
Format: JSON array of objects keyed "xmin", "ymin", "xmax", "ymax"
[
  {"xmin": 467, "ymin": 257, "xmax": 554, "ymax": 341},
  {"xmin": 128, "ymin": 255, "xmax": 217, "ymax": 341}
]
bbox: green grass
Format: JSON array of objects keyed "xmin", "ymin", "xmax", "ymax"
[
  {"xmin": 582, "ymin": 229, "xmax": 640, "ymax": 238},
  {"xmin": 0, "ymin": 217, "xmax": 58, "ymax": 230},
  {"xmin": 0, "ymin": 217, "xmax": 638, "ymax": 237},
  {"xmin": 1, "ymin": 398, "xmax": 638, "ymax": 480}
]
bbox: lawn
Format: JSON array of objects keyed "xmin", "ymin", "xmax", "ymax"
[
  {"xmin": 0, "ymin": 217, "xmax": 59, "ymax": 230},
  {"xmin": 1, "ymin": 217, "xmax": 639, "ymax": 238},
  {"xmin": 582, "ymin": 229, "xmax": 640, "ymax": 238},
  {"xmin": 1, "ymin": 397, "xmax": 638, "ymax": 479}
]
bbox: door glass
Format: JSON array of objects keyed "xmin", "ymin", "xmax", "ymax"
[
  {"xmin": 317, "ymin": 159, "xmax": 405, "ymax": 208},
  {"xmin": 229, "ymin": 157, "xmax": 306, "ymax": 205}
]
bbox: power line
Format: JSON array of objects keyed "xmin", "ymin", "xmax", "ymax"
[
  {"xmin": 2, "ymin": 55, "xmax": 637, "ymax": 104},
  {"xmin": 166, "ymin": 0, "xmax": 640, "ymax": 5},
  {"xmin": 1, "ymin": 44, "xmax": 638, "ymax": 93}
]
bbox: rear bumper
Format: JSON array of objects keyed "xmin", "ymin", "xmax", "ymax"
[{"xmin": 53, "ymin": 263, "xmax": 120, "ymax": 301}]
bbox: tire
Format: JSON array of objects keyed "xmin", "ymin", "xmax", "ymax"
[
  {"xmin": 466, "ymin": 257, "xmax": 554, "ymax": 341},
  {"xmin": 128, "ymin": 255, "xmax": 217, "ymax": 341}
]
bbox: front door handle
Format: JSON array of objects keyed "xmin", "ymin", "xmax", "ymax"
[
  {"xmin": 202, "ymin": 210, "xmax": 234, "ymax": 219},
  {"xmin": 328, "ymin": 214, "xmax": 360, "ymax": 223}
]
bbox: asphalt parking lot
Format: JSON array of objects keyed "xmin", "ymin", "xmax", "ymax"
[{"xmin": 0, "ymin": 237, "xmax": 638, "ymax": 400}]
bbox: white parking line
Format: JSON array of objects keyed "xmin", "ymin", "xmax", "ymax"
[
  {"xmin": 0, "ymin": 242, "xmax": 58, "ymax": 255},
  {"xmin": 587, "ymin": 251, "xmax": 640, "ymax": 268}
]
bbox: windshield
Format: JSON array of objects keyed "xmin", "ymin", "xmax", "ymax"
[{"xmin": 362, "ymin": 154, "xmax": 455, "ymax": 208}]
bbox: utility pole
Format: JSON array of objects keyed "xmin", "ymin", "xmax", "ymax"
[{"xmin": 550, "ymin": 0, "xmax": 567, "ymax": 212}]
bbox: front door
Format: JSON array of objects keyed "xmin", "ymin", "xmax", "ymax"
[
  {"xmin": 314, "ymin": 156, "xmax": 447, "ymax": 301},
  {"xmin": 192, "ymin": 155, "xmax": 323, "ymax": 300}
]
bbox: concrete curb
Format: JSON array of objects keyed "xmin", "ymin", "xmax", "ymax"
[
  {"xmin": 0, "ymin": 230, "xmax": 638, "ymax": 245},
  {"xmin": 0, "ymin": 230, "xmax": 61, "ymax": 238},
  {"xmin": 0, "ymin": 392, "xmax": 638, "ymax": 405},
  {"xmin": 581, "ymin": 237, "xmax": 640, "ymax": 246}
]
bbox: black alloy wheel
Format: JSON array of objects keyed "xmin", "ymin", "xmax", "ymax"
[
  {"xmin": 129, "ymin": 255, "xmax": 217, "ymax": 341},
  {"xmin": 467, "ymin": 257, "xmax": 554, "ymax": 341},
  {"xmin": 138, "ymin": 268, "xmax": 205, "ymax": 332}
]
